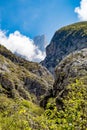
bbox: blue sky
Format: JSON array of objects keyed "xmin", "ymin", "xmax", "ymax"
[
  {"xmin": 0, "ymin": 0, "xmax": 81, "ymax": 42},
  {"xmin": 0, "ymin": 0, "xmax": 87, "ymax": 62}
]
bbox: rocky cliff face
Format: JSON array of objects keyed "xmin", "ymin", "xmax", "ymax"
[{"xmin": 41, "ymin": 22, "xmax": 87, "ymax": 74}]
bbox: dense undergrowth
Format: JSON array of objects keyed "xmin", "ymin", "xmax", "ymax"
[{"xmin": 0, "ymin": 78, "xmax": 87, "ymax": 130}]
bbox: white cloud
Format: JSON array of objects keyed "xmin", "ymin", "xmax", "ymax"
[
  {"xmin": 0, "ymin": 30, "xmax": 45, "ymax": 62},
  {"xmin": 75, "ymin": 0, "xmax": 87, "ymax": 21}
]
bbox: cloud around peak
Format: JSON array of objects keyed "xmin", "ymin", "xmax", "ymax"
[
  {"xmin": 0, "ymin": 30, "xmax": 45, "ymax": 62},
  {"xmin": 75, "ymin": 0, "xmax": 87, "ymax": 21}
]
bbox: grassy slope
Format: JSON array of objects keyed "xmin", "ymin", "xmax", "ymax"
[{"xmin": 56, "ymin": 21, "xmax": 87, "ymax": 36}]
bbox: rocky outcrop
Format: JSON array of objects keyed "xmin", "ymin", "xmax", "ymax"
[
  {"xmin": 53, "ymin": 48, "xmax": 87, "ymax": 106},
  {"xmin": 41, "ymin": 22, "xmax": 87, "ymax": 74}
]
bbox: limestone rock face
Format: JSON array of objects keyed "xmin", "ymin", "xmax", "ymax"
[
  {"xmin": 41, "ymin": 22, "xmax": 87, "ymax": 74},
  {"xmin": 53, "ymin": 48, "xmax": 87, "ymax": 98}
]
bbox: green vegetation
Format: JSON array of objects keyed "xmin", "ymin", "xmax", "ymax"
[
  {"xmin": 0, "ymin": 77, "xmax": 87, "ymax": 130},
  {"xmin": 43, "ymin": 78, "xmax": 87, "ymax": 130}
]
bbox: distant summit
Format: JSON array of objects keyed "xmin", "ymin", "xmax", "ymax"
[{"xmin": 34, "ymin": 35, "xmax": 47, "ymax": 52}]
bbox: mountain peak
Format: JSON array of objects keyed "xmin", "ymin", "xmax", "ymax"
[{"xmin": 34, "ymin": 34, "xmax": 47, "ymax": 52}]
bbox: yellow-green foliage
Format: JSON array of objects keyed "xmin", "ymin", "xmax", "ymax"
[
  {"xmin": 0, "ymin": 94, "xmax": 45, "ymax": 130},
  {"xmin": 44, "ymin": 78, "xmax": 87, "ymax": 130}
]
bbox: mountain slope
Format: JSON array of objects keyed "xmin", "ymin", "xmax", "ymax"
[
  {"xmin": 0, "ymin": 45, "xmax": 54, "ymax": 102},
  {"xmin": 41, "ymin": 22, "xmax": 87, "ymax": 73}
]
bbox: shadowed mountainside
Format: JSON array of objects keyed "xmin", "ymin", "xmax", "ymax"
[{"xmin": 41, "ymin": 22, "xmax": 87, "ymax": 74}]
